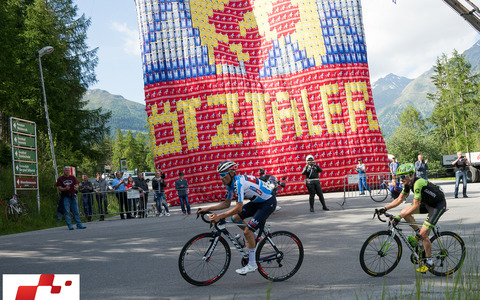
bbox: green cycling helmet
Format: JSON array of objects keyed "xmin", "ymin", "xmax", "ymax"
[{"xmin": 396, "ymin": 163, "xmax": 415, "ymax": 176}]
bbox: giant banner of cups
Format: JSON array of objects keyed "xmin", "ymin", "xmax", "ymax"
[{"xmin": 134, "ymin": 0, "xmax": 389, "ymax": 204}]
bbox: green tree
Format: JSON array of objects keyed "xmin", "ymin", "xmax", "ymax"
[
  {"xmin": 428, "ymin": 50, "xmax": 480, "ymax": 155},
  {"xmin": 0, "ymin": 0, "xmax": 110, "ymax": 176},
  {"xmin": 386, "ymin": 105, "xmax": 440, "ymax": 166},
  {"xmin": 112, "ymin": 129, "xmax": 125, "ymax": 171}
]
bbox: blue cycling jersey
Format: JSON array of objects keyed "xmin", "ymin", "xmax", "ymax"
[{"xmin": 226, "ymin": 175, "xmax": 274, "ymax": 203}]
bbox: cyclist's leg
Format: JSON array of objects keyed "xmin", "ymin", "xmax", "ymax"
[
  {"xmin": 238, "ymin": 202, "xmax": 256, "ymax": 248},
  {"xmin": 420, "ymin": 202, "xmax": 446, "ymax": 259}
]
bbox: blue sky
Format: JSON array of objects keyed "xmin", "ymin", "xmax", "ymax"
[{"xmin": 75, "ymin": 0, "xmax": 479, "ymax": 105}]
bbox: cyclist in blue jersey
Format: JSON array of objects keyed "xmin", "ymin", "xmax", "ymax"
[{"xmin": 197, "ymin": 161, "xmax": 277, "ymax": 275}]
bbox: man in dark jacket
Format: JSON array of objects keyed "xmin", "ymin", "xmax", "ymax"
[
  {"xmin": 175, "ymin": 172, "xmax": 190, "ymax": 214},
  {"xmin": 134, "ymin": 172, "xmax": 149, "ymax": 218},
  {"xmin": 302, "ymin": 155, "xmax": 329, "ymax": 212},
  {"xmin": 152, "ymin": 169, "xmax": 170, "ymax": 216}
]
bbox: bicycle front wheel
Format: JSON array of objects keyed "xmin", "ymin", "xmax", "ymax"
[
  {"xmin": 370, "ymin": 187, "xmax": 389, "ymax": 202},
  {"xmin": 20, "ymin": 203, "xmax": 33, "ymax": 218},
  {"xmin": 256, "ymin": 231, "xmax": 304, "ymax": 281},
  {"xmin": 359, "ymin": 230, "xmax": 402, "ymax": 277},
  {"xmin": 5, "ymin": 205, "xmax": 18, "ymax": 222},
  {"xmin": 428, "ymin": 231, "xmax": 466, "ymax": 276},
  {"xmin": 178, "ymin": 232, "xmax": 231, "ymax": 286}
]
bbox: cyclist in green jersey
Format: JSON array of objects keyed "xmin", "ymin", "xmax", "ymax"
[{"xmin": 376, "ymin": 163, "xmax": 447, "ymax": 273}]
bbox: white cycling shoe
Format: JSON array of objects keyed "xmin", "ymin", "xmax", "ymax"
[{"xmin": 235, "ymin": 264, "xmax": 257, "ymax": 275}]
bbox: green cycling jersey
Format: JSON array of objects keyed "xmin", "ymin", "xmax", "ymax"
[{"xmin": 402, "ymin": 177, "xmax": 445, "ymax": 206}]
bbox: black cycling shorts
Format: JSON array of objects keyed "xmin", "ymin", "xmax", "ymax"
[
  {"xmin": 415, "ymin": 201, "xmax": 446, "ymax": 230},
  {"xmin": 238, "ymin": 196, "xmax": 277, "ymax": 232}
]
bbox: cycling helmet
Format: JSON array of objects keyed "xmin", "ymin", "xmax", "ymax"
[
  {"xmin": 217, "ymin": 161, "xmax": 238, "ymax": 173},
  {"xmin": 305, "ymin": 154, "xmax": 314, "ymax": 163},
  {"xmin": 397, "ymin": 163, "xmax": 415, "ymax": 176}
]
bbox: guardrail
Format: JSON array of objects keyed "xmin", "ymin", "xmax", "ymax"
[
  {"xmin": 69, "ymin": 190, "xmax": 156, "ymax": 220},
  {"xmin": 342, "ymin": 172, "xmax": 393, "ymax": 206}
]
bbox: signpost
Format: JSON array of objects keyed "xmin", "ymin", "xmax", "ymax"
[{"xmin": 10, "ymin": 117, "xmax": 40, "ymax": 212}]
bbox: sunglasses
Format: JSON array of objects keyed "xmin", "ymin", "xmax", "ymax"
[
  {"xmin": 219, "ymin": 172, "xmax": 229, "ymax": 178},
  {"xmin": 399, "ymin": 175, "xmax": 407, "ymax": 179}
]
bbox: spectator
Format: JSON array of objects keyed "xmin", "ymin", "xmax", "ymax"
[
  {"xmin": 415, "ymin": 154, "xmax": 428, "ymax": 180},
  {"xmin": 79, "ymin": 173, "xmax": 93, "ymax": 222},
  {"xmin": 93, "ymin": 172, "xmax": 108, "ymax": 221},
  {"xmin": 134, "ymin": 172, "xmax": 149, "ymax": 218},
  {"xmin": 175, "ymin": 172, "xmax": 191, "ymax": 215},
  {"xmin": 355, "ymin": 158, "xmax": 370, "ymax": 195},
  {"xmin": 152, "ymin": 169, "xmax": 170, "ymax": 216},
  {"xmin": 389, "ymin": 179, "xmax": 403, "ymax": 199},
  {"xmin": 389, "ymin": 157, "xmax": 400, "ymax": 182},
  {"xmin": 453, "ymin": 151, "xmax": 470, "ymax": 198},
  {"xmin": 56, "ymin": 166, "xmax": 86, "ymax": 230},
  {"xmin": 302, "ymin": 155, "xmax": 329, "ymax": 212},
  {"xmin": 125, "ymin": 175, "xmax": 139, "ymax": 218},
  {"xmin": 112, "ymin": 171, "xmax": 132, "ymax": 219}
]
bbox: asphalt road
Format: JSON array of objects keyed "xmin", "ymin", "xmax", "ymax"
[{"xmin": 1, "ymin": 179, "xmax": 479, "ymax": 299}]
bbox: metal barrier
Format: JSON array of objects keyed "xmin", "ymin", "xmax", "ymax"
[
  {"xmin": 342, "ymin": 172, "xmax": 393, "ymax": 206},
  {"xmin": 71, "ymin": 190, "xmax": 157, "ymax": 219}
]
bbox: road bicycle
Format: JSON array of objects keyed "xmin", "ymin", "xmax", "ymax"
[
  {"xmin": 178, "ymin": 211, "xmax": 304, "ymax": 286},
  {"xmin": 1, "ymin": 194, "xmax": 32, "ymax": 222},
  {"xmin": 359, "ymin": 211, "xmax": 465, "ymax": 277}
]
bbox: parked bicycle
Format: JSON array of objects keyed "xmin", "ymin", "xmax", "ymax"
[
  {"xmin": 369, "ymin": 175, "xmax": 390, "ymax": 202},
  {"xmin": 178, "ymin": 211, "xmax": 304, "ymax": 286},
  {"xmin": 359, "ymin": 211, "xmax": 465, "ymax": 277},
  {"xmin": 1, "ymin": 194, "xmax": 32, "ymax": 222}
]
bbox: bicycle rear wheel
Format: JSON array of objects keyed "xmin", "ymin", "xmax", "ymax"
[
  {"xmin": 256, "ymin": 231, "xmax": 304, "ymax": 281},
  {"xmin": 428, "ymin": 231, "xmax": 466, "ymax": 276},
  {"xmin": 178, "ymin": 232, "xmax": 231, "ymax": 286},
  {"xmin": 360, "ymin": 230, "xmax": 402, "ymax": 276},
  {"xmin": 5, "ymin": 205, "xmax": 18, "ymax": 222},
  {"xmin": 370, "ymin": 187, "xmax": 389, "ymax": 202}
]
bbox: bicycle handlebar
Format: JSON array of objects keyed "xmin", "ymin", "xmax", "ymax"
[
  {"xmin": 373, "ymin": 210, "xmax": 399, "ymax": 228},
  {"xmin": 196, "ymin": 208, "xmax": 210, "ymax": 224}
]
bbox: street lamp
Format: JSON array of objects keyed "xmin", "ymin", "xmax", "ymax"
[{"xmin": 36, "ymin": 46, "xmax": 58, "ymax": 180}]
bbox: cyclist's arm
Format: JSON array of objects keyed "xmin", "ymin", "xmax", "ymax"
[
  {"xmin": 384, "ymin": 192, "xmax": 407, "ymax": 211},
  {"xmin": 213, "ymin": 201, "xmax": 243, "ymax": 222},
  {"xmin": 199, "ymin": 198, "xmax": 232, "ymax": 213}
]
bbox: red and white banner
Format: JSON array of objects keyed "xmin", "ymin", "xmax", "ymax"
[{"xmin": 135, "ymin": 0, "xmax": 389, "ymax": 204}]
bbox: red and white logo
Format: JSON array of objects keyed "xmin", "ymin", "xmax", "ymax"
[{"xmin": 3, "ymin": 274, "xmax": 79, "ymax": 300}]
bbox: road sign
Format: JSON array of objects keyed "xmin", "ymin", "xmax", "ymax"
[
  {"xmin": 14, "ymin": 162, "xmax": 37, "ymax": 175},
  {"xmin": 13, "ymin": 148, "xmax": 36, "ymax": 162},
  {"xmin": 120, "ymin": 158, "xmax": 128, "ymax": 170},
  {"xmin": 12, "ymin": 134, "xmax": 36, "ymax": 148},
  {"xmin": 15, "ymin": 176, "xmax": 38, "ymax": 189},
  {"xmin": 11, "ymin": 119, "xmax": 35, "ymax": 135}
]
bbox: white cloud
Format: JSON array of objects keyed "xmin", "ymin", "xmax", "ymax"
[
  {"xmin": 111, "ymin": 22, "xmax": 142, "ymax": 56},
  {"xmin": 362, "ymin": 0, "xmax": 479, "ymax": 82}
]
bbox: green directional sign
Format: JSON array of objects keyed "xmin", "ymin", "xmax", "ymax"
[
  {"xmin": 13, "ymin": 148, "xmax": 36, "ymax": 162},
  {"xmin": 12, "ymin": 119, "xmax": 35, "ymax": 135},
  {"xmin": 14, "ymin": 162, "xmax": 37, "ymax": 175},
  {"xmin": 12, "ymin": 134, "xmax": 36, "ymax": 149}
]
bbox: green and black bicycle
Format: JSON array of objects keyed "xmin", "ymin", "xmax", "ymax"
[{"xmin": 360, "ymin": 211, "xmax": 465, "ymax": 277}]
